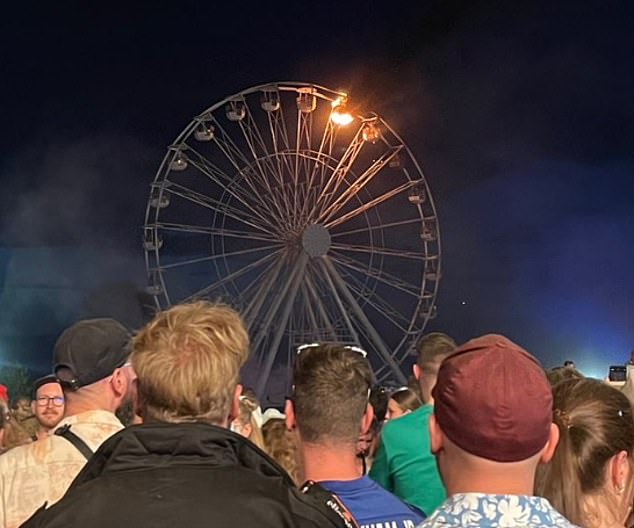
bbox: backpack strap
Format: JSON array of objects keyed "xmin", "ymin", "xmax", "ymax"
[
  {"xmin": 54, "ymin": 424, "xmax": 94, "ymax": 460},
  {"xmin": 300, "ymin": 480, "xmax": 360, "ymax": 528}
]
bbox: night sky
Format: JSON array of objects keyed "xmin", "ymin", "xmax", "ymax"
[{"xmin": 1, "ymin": 1, "xmax": 633, "ymax": 380}]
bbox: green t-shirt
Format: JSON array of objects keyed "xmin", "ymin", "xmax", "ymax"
[{"xmin": 369, "ymin": 404, "xmax": 446, "ymax": 515}]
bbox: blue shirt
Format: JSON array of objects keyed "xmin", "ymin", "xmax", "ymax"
[
  {"xmin": 321, "ymin": 475, "xmax": 425, "ymax": 528},
  {"xmin": 417, "ymin": 493, "xmax": 580, "ymax": 528}
]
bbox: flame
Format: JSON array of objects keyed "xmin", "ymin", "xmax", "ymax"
[
  {"xmin": 331, "ymin": 96, "xmax": 346, "ymax": 108},
  {"xmin": 330, "ymin": 95, "xmax": 353, "ymax": 125},
  {"xmin": 331, "ymin": 110, "xmax": 354, "ymax": 126}
]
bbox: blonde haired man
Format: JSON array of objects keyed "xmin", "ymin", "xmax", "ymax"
[{"xmin": 22, "ymin": 302, "xmax": 352, "ymax": 528}]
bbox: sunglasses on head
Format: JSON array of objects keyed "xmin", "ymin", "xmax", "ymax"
[{"xmin": 296, "ymin": 343, "xmax": 368, "ymax": 358}]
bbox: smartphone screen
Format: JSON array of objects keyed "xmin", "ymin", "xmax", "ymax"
[{"xmin": 609, "ymin": 365, "xmax": 627, "ymax": 382}]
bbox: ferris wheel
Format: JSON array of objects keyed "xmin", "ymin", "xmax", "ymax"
[{"xmin": 143, "ymin": 82, "xmax": 441, "ymax": 397}]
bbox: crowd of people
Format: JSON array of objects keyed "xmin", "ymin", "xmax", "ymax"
[{"xmin": 0, "ymin": 300, "xmax": 632, "ymax": 528}]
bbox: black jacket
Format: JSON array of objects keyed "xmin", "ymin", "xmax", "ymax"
[{"xmin": 21, "ymin": 422, "xmax": 351, "ymax": 528}]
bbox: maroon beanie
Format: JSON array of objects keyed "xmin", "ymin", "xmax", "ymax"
[{"xmin": 432, "ymin": 334, "xmax": 553, "ymax": 462}]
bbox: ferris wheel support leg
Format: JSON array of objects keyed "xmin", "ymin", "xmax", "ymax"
[
  {"xmin": 254, "ymin": 252, "xmax": 308, "ymax": 396},
  {"xmin": 321, "ymin": 257, "xmax": 407, "ymax": 385},
  {"xmin": 317, "ymin": 259, "xmax": 361, "ymax": 345}
]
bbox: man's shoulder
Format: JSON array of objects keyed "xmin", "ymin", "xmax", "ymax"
[
  {"xmin": 382, "ymin": 405, "xmax": 432, "ymax": 437},
  {"xmin": 321, "ymin": 477, "xmax": 424, "ymax": 526},
  {"xmin": 418, "ymin": 494, "xmax": 580, "ymax": 528},
  {"xmin": 0, "ymin": 435, "xmax": 58, "ymax": 470}
]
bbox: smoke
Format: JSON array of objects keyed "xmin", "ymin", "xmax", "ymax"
[{"xmin": 0, "ymin": 135, "xmax": 158, "ymax": 368}]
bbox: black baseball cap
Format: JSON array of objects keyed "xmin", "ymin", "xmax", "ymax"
[
  {"xmin": 31, "ymin": 375, "xmax": 61, "ymax": 400},
  {"xmin": 53, "ymin": 318, "xmax": 131, "ymax": 390}
]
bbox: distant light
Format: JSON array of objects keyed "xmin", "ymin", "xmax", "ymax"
[
  {"xmin": 261, "ymin": 89, "xmax": 280, "ymax": 112},
  {"xmin": 461, "ymin": 301, "xmax": 467, "ymax": 305},
  {"xmin": 194, "ymin": 122, "xmax": 215, "ymax": 141},
  {"xmin": 169, "ymin": 153, "xmax": 188, "ymax": 171},
  {"xmin": 226, "ymin": 100, "xmax": 246, "ymax": 122}
]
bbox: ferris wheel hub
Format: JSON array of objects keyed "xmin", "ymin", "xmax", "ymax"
[{"xmin": 301, "ymin": 223, "xmax": 331, "ymax": 257}]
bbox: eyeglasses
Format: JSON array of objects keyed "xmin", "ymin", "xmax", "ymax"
[
  {"xmin": 36, "ymin": 396, "xmax": 65, "ymax": 407},
  {"xmin": 296, "ymin": 343, "xmax": 368, "ymax": 358}
]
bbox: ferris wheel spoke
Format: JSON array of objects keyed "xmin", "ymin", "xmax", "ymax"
[
  {"xmin": 181, "ymin": 249, "xmax": 282, "ymax": 303},
  {"xmin": 308, "ymin": 125, "xmax": 365, "ymax": 222},
  {"xmin": 237, "ymin": 98, "xmax": 274, "ymax": 164},
  {"xmin": 291, "ymin": 110, "xmax": 313, "ymax": 226},
  {"xmin": 303, "ymin": 263, "xmax": 338, "ymax": 340},
  {"xmin": 330, "ymin": 250, "xmax": 422, "ymax": 297},
  {"xmin": 300, "ymin": 121, "xmax": 338, "ymax": 222},
  {"xmin": 266, "ymin": 102, "xmax": 297, "ymax": 208},
  {"xmin": 331, "ymin": 218, "xmax": 422, "ymax": 238},
  {"xmin": 298, "ymin": 281, "xmax": 320, "ymax": 338},
  {"xmin": 253, "ymin": 252, "xmax": 308, "ymax": 395},
  {"xmin": 236, "ymin": 99, "xmax": 291, "ymax": 217},
  {"xmin": 159, "ymin": 244, "xmax": 283, "ymax": 271},
  {"xmin": 242, "ymin": 250, "xmax": 290, "ymax": 325},
  {"xmin": 240, "ymin": 253, "xmax": 290, "ymax": 317},
  {"xmin": 325, "ymin": 180, "xmax": 416, "ymax": 230},
  {"xmin": 210, "ymin": 116, "xmax": 253, "ymax": 169},
  {"xmin": 306, "ymin": 120, "xmax": 336, "ymax": 187},
  {"xmin": 318, "ymin": 145, "xmax": 403, "ymax": 224},
  {"xmin": 185, "ymin": 145, "xmax": 284, "ymax": 228},
  {"xmin": 154, "ymin": 222, "xmax": 278, "ymax": 242},
  {"xmin": 266, "ymin": 98, "xmax": 292, "ymax": 159},
  {"xmin": 208, "ymin": 117, "xmax": 288, "ymax": 226},
  {"xmin": 313, "ymin": 257, "xmax": 361, "ymax": 345},
  {"xmin": 331, "ymin": 242, "xmax": 426, "ymax": 261},
  {"xmin": 320, "ymin": 257, "xmax": 407, "ymax": 384},
  {"xmin": 333, "ymin": 260, "xmax": 412, "ymax": 332},
  {"xmin": 163, "ymin": 181, "xmax": 277, "ymax": 236}
]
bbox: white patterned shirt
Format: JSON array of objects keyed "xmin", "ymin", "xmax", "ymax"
[
  {"xmin": 417, "ymin": 493, "xmax": 580, "ymax": 528},
  {"xmin": 0, "ymin": 410, "xmax": 123, "ymax": 528}
]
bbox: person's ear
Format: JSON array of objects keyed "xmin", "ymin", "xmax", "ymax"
[
  {"xmin": 284, "ymin": 398, "xmax": 296, "ymax": 431},
  {"xmin": 540, "ymin": 423, "xmax": 560, "ymax": 464},
  {"xmin": 361, "ymin": 403, "xmax": 375, "ymax": 435},
  {"xmin": 31, "ymin": 400, "xmax": 37, "ymax": 416},
  {"xmin": 609, "ymin": 449, "xmax": 630, "ymax": 492},
  {"xmin": 242, "ymin": 422, "xmax": 253, "ymax": 438},
  {"xmin": 228, "ymin": 384, "xmax": 243, "ymax": 424},
  {"xmin": 110, "ymin": 368, "xmax": 128, "ymax": 397},
  {"xmin": 413, "ymin": 364, "xmax": 421, "ymax": 381},
  {"xmin": 429, "ymin": 414, "xmax": 444, "ymax": 454}
]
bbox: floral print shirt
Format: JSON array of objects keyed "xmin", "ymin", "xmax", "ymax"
[{"xmin": 417, "ymin": 493, "xmax": 580, "ymax": 528}]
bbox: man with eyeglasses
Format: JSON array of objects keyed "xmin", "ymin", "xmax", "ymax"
[
  {"xmin": 0, "ymin": 318, "xmax": 134, "ymax": 528},
  {"xmin": 30, "ymin": 375, "xmax": 65, "ymax": 441},
  {"xmin": 286, "ymin": 343, "xmax": 425, "ymax": 528}
]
